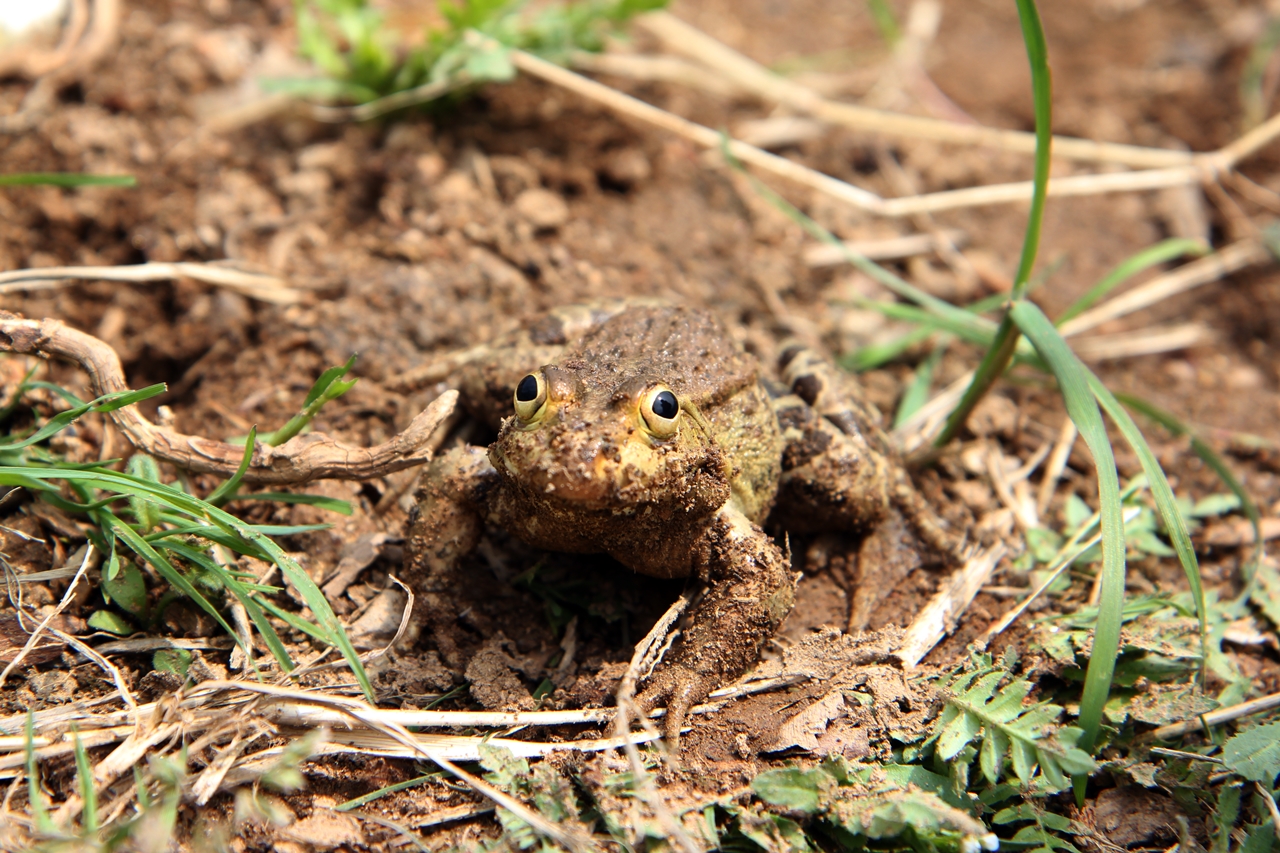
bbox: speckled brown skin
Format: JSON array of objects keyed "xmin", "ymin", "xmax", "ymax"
[{"xmin": 404, "ymin": 301, "xmax": 962, "ymax": 742}]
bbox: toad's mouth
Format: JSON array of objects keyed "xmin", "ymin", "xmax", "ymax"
[{"xmin": 490, "ymin": 433, "xmax": 680, "ymax": 510}]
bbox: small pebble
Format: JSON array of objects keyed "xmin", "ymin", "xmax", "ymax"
[{"xmin": 514, "ymin": 188, "xmax": 569, "ymax": 231}]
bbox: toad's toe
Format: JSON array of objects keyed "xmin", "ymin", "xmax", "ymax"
[{"xmin": 635, "ymin": 664, "xmax": 718, "ymax": 746}]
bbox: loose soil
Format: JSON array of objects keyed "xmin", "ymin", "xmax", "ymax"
[{"xmin": 2, "ymin": 0, "xmax": 1280, "ymax": 849}]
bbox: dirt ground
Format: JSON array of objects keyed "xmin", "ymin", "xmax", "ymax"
[{"xmin": 3, "ymin": 0, "xmax": 1280, "ymax": 849}]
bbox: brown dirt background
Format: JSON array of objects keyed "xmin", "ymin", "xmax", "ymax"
[{"xmin": 3, "ymin": 0, "xmax": 1280, "ymax": 849}]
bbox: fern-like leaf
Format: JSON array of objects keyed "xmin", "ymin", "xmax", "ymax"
[{"xmin": 933, "ymin": 668, "xmax": 1097, "ymax": 791}]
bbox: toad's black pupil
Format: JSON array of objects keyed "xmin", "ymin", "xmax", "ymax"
[
  {"xmin": 651, "ymin": 390, "xmax": 678, "ymax": 419},
  {"xmin": 516, "ymin": 374, "xmax": 540, "ymax": 402}
]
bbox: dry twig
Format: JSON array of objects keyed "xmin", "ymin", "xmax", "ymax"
[
  {"xmin": 635, "ymin": 11, "xmax": 1192, "ymax": 170},
  {"xmin": 497, "ymin": 16, "xmax": 1280, "ymax": 221},
  {"xmin": 0, "ymin": 546, "xmax": 95, "ymax": 688},
  {"xmin": 895, "ymin": 544, "xmax": 1007, "ymax": 668},
  {"xmin": 0, "ymin": 314, "xmax": 457, "ymax": 484},
  {"xmin": 802, "ymin": 230, "xmax": 968, "ymax": 267},
  {"xmin": 0, "ymin": 262, "xmax": 301, "ymax": 306}
]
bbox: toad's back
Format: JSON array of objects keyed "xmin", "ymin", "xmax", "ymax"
[{"xmin": 563, "ymin": 304, "xmax": 760, "ymax": 409}]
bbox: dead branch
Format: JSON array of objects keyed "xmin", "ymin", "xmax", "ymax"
[{"xmin": 0, "ymin": 314, "xmax": 457, "ymax": 485}]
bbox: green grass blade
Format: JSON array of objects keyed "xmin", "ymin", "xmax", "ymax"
[
  {"xmin": 206, "ymin": 425, "xmax": 257, "ymax": 506},
  {"xmin": 233, "ymin": 492, "xmax": 354, "ymax": 515},
  {"xmin": 856, "ymin": 299, "xmax": 1053, "ymax": 372},
  {"xmin": 16, "ymin": 380, "xmax": 87, "ymax": 406},
  {"xmin": 1010, "ymin": 0, "xmax": 1052, "ymax": 299},
  {"xmin": 101, "ymin": 513, "xmax": 248, "ymax": 652},
  {"xmin": 0, "ymin": 385, "xmax": 165, "ymax": 452},
  {"xmin": 935, "ymin": 0, "xmax": 1051, "ymax": 447},
  {"xmin": 1008, "ymin": 301, "xmax": 1125, "ymax": 757},
  {"xmin": 844, "ymin": 326, "xmax": 934, "ymax": 372},
  {"xmin": 865, "ymin": 0, "xmax": 901, "ymax": 44},
  {"xmin": 857, "ymin": 300, "xmax": 999, "ymax": 346},
  {"xmin": 26, "ymin": 712, "xmax": 56, "ymax": 835},
  {"xmin": 0, "ymin": 465, "xmax": 372, "ymax": 699},
  {"xmin": 894, "ymin": 342, "xmax": 946, "ymax": 428},
  {"xmin": 1057, "ymin": 238, "xmax": 1208, "ymax": 325},
  {"xmin": 844, "ymin": 291, "xmax": 1013, "ymax": 372},
  {"xmin": 933, "ymin": 315, "xmax": 1022, "ymax": 447},
  {"xmin": 145, "ymin": 521, "xmax": 330, "ymax": 544},
  {"xmin": 0, "ymin": 173, "xmax": 136, "ymax": 187},
  {"xmin": 1090, "ymin": 385, "xmax": 1207, "ymax": 682},
  {"xmin": 1240, "ymin": 16, "xmax": 1280, "ymax": 129},
  {"xmin": 335, "ymin": 772, "xmax": 442, "ymax": 810},
  {"xmin": 266, "ymin": 355, "xmax": 358, "ymax": 447},
  {"xmin": 162, "ymin": 540, "xmax": 293, "ymax": 673},
  {"xmin": 257, "ymin": 597, "xmax": 334, "ymax": 643},
  {"xmin": 1115, "ymin": 393, "xmax": 1262, "ymax": 550},
  {"xmin": 72, "ymin": 726, "xmax": 98, "ymax": 834}
]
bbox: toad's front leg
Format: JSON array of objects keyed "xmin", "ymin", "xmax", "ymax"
[
  {"xmin": 635, "ymin": 505, "xmax": 797, "ymax": 742},
  {"xmin": 403, "ymin": 444, "xmax": 497, "ymax": 668}
]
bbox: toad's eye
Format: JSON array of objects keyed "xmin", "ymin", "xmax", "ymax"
[
  {"xmin": 513, "ymin": 372, "xmax": 547, "ymax": 421},
  {"xmin": 640, "ymin": 386, "xmax": 680, "ymax": 438}
]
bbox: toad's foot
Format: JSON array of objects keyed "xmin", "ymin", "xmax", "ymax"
[
  {"xmin": 635, "ymin": 663, "xmax": 718, "ymax": 744},
  {"xmin": 634, "ymin": 504, "xmax": 797, "ymax": 744},
  {"xmin": 773, "ymin": 346, "xmax": 967, "ymax": 563}
]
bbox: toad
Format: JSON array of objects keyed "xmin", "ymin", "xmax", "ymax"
[{"xmin": 405, "ymin": 301, "xmax": 963, "ymax": 740}]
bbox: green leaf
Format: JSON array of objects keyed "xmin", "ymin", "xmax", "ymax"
[
  {"xmin": 88, "ymin": 609, "xmax": 136, "ymax": 636},
  {"xmin": 1116, "ymin": 390, "xmax": 1256, "ymax": 605},
  {"xmin": 1239, "ymin": 820, "xmax": 1277, "ymax": 853},
  {"xmin": 1222, "ymin": 722, "xmax": 1280, "ymax": 783},
  {"xmin": 464, "ymin": 42, "xmax": 515, "ymax": 81},
  {"xmin": 0, "ymin": 466, "xmax": 375, "ymax": 702},
  {"xmin": 125, "ymin": 453, "xmax": 164, "ymax": 531},
  {"xmin": 826, "ymin": 789, "xmax": 992, "ymax": 845},
  {"xmin": 751, "ymin": 767, "xmax": 824, "ymax": 814},
  {"xmin": 1092, "ymin": 386, "xmax": 1206, "ymax": 679},
  {"xmin": 1011, "ymin": 0, "xmax": 1052, "ymax": 300},
  {"xmin": 1026, "ymin": 527, "xmax": 1064, "ymax": 563},
  {"xmin": 153, "ymin": 648, "xmax": 194, "ymax": 678},
  {"xmin": 879, "ymin": 763, "xmax": 969, "ymax": 809},
  {"xmin": 844, "ymin": 326, "xmax": 933, "ymax": 372},
  {"xmin": 934, "ymin": 315, "xmax": 1022, "ymax": 447},
  {"xmin": 894, "ymin": 341, "xmax": 946, "ymax": 428},
  {"xmin": 162, "ymin": 540, "xmax": 292, "ymax": 671},
  {"xmin": 933, "ymin": 665, "xmax": 1096, "ymax": 791},
  {"xmin": 1252, "ymin": 564, "xmax": 1280, "ymax": 633},
  {"xmin": 1065, "ymin": 494, "xmax": 1093, "ymax": 531},
  {"xmin": 101, "ymin": 558, "xmax": 148, "ymax": 617},
  {"xmin": 866, "ymin": 0, "xmax": 901, "ymax": 44},
  {"xmin": 1213, "ymin": 784, "xmax": 1243, "ymax": 853},
  {"xmin": 264, "ymin": 355, "xmax": 359, "ymax": 447}
]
